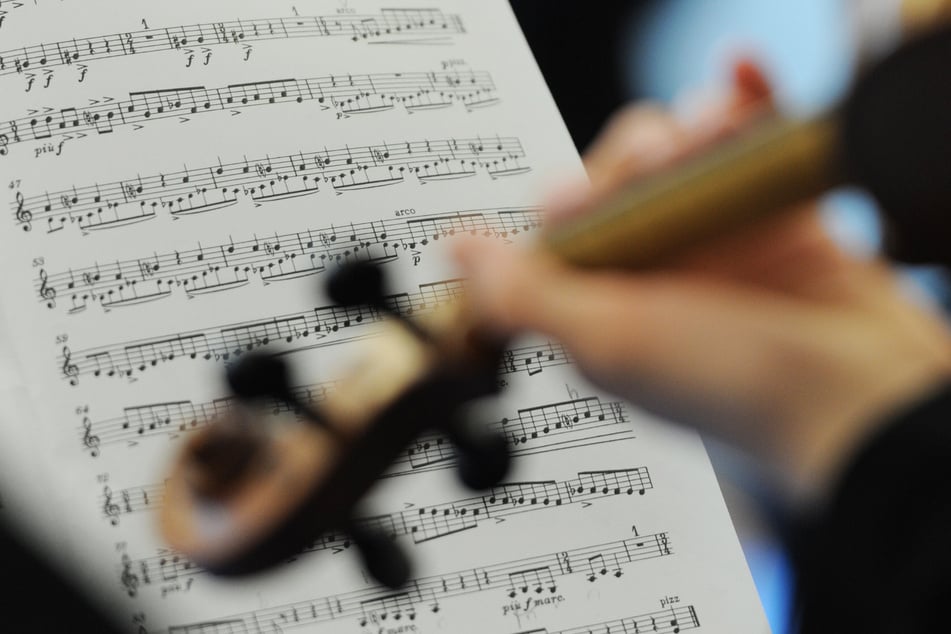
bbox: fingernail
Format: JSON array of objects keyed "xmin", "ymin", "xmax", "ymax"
[{"xmin": 733, "ymin": 58, "xmax": 772, "ymax": 103}]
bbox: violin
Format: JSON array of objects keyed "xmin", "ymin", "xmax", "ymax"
[{"xmin": 159, "ymin": 22, "xmax": 951, "ymax": 589}]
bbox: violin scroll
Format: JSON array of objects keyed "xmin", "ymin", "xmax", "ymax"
[{"xmin": 161, "ymin": 261, "xmax": 512, "ymax": 588}]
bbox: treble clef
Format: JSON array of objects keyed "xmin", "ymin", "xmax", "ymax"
[
  {"xmin": 120, "ymin": 554, "xmax": 140, "ymax": 597},
  {"xmin": 38, "ymin": 268, "xmax": 56, "ymax": 308},
  {"xmin": 103, "ymin": 486, "xmax": 121, "ymax": 526},
  {"xmin": 15, "ymin": 191, "xmax": 31, "ymax": 231},
  {"xmin": 62, "ymin": 346, "xmax": 79, "ymax": 386},
  {"xmin": 82, "ymin": 416, "xmax": 100, "ymax": 457}
]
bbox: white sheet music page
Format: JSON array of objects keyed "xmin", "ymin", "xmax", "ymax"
[{"xmin": 0, "ymin": 1, "xmax": 770, "ymax": 632}]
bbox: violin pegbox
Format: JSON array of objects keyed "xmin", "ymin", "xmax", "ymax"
[
  {"xmin": 161, "ymin": 261, "xmax": 512, "ymax": 589},
  {"xmin": 325, "ymin": 261, "xmax": 511, "ymax": 489}
]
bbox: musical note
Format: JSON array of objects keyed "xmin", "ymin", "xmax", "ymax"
[
  {"xmin": 99, "ymin": 484, "xmax": 157, "ymax": 522},
  {"xmin": 359, "ymin": 590, "xmax": 419, "ymax": 627},
  {"xmin": 569, "ymin": 468, "xmax": 653, "ymax": 499},
  {"xmin": 102, "ymin": 463, "xmax": 646, "ymax": 553},
  {"xmin": 3, "ymin": 3, "xmax": 766, "ymax": 631},
  {"xmin": 400, "ymin": 396, "xmax": 630, "ymax": 477},
  {"xmin": 500, "ymin": 396, "xmax": 612, "ymax": 447},
  {"xmin": 165, "ymin": 536, "xmax": 672, "ymax": 631},
  {"xmin": 17, "ymin": 141, "xmax": 530, "ymax": 236},
  {"xmin": 38, "ymin": 207, "xmax": 538, "ymax": 313},
  {"xmin": 0, "ymin": 69, "xmax": 498, "ymax": 155},
  {"xmin": 58, "ymin": 279, "xmax": 470, "ymax": 383},
  {"xmin": 606, "ymin": 606, "xmax": 701, "ymax": 634},
  {"xmin": 585, "ymin": 552, "xmax": 624, "ymax": 582},
  {"xmin": 0, "ymin": 9, "xmax": 464, "ymax": 85},
  {"xmin": 77, "ymin": 389, "xmax": 327, "ymax": 453},
  {"xmin": 77, "ymin": 340, "xmax": 571, "ymax": 454}
]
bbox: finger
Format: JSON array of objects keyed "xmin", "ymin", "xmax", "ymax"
[
  {"xmin": 557, "ymin": 60, "xmax": 776, "ymax": 226},
  {"xmin": 670, "ymin": 204, "xmax": 855, "ymax": 298},
  {"xmin": 734, "ymin": 58, "xmax": 773, "ymax": 106},
  {"xmin": 688, "ymin": 58, "xmax": 774, "ymax": 128},
  {"xmin": 540, "ymin": 175, "xmax": 595, "ymax": 225},
  {"xmin": 543, "ymin": 105, "xmax": 687, "ymax": 225},
  {"xmin": 582, "ymin": 104, "xmax": 686, "ymax": 191},
  {"xmin": 544, "ymin": 107, "xmax": 677, "ymax": 224},
  {"xmin": 453, "ymin": 237, "xmax": 826, "ymax": 434},
  {"xmin": 586, "ymin": 58, "xmax": 774, "ymax": 182}
]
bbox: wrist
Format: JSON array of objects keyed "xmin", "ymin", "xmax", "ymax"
[{"xmin": 780, "ymin": 295, "xmax": 951, "ymax": 506}]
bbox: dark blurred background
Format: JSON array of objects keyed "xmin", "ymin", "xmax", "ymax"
[
  {"xmin": 511, "ymin": 1, "xmax": 950, "ymax": 632},
  {"xmin": 511, "ymin": 1, "xmax": 644, "ymax": 151}
]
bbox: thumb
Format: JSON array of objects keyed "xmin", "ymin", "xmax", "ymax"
[
  {"xmin": 451, "ymin": 235, "xmax": 822, "ymax": 433},
  {"xmin": 452, "ymin": 237, "xmax": 597, "ymax": 340}
]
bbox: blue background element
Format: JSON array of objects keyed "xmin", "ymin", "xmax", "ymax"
[
  {"xmin": 617, "ymin": 2, "xmax": 950, "ymax": 632},
  {"xmin": 626, "ymin": 0, "xmax": 855, "ymax": 113}
]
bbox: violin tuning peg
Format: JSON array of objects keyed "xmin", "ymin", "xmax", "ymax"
[
  {"xmin": 327, "ymin": 261, "xmax": 433, "ymax": 343},
  {"xmin": 226, "ymin": 351, "xmax": 292, "ymax": 402},
  {"xmin": 456, "ymin": 433, "xmax": 510, "ymax": 491},
  {"xmin": 226, "ymin": 351, "xmax": 333, "ymax": 431},
  {"xmin": 447, "ymin": 418, "xmax": 511, "ymax": 490},
  {"xmin": 327, "ymin": 260, "xmax": 386, "ymax": 309},
  {"xmin": 347, "ymin": 522, "xmax": 412, "ymax": 589}
]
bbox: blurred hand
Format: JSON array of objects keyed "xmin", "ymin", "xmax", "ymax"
[{"xmin": 454, "ymin": 61, "xmax": 951, "ymax": 503}]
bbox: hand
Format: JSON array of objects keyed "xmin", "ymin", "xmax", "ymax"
[{"xmin": 454, "ymin": 61, "xmax": 951, "ymax": 503}]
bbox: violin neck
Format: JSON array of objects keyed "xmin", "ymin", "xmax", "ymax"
[{"xmin": 540, "ymin": 110, "xmax": 846, "ymax": 270}]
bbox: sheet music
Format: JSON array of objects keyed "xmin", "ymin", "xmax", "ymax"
[{"xmin": 0, "ymin": 1, "xmax": 770, "ymax": 632}]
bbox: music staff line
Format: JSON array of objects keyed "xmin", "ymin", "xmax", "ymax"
[
  {"xmin": 59, "ymin": 277, "xmax": 468, "ymax": 385},
  {"xmin": 512, "ymin": 605, "xmax": 700, "ymax": 634},
  {"xmin": 36, "ymin": 206, "xmax": 540, "ymax": 314},
  {"xmin": 0, "ymin": 68, "xmax": 498, "ymax": 156},
  {"xmin": 103, "ymin": 456, "xmax": 645, "ymax": 523},
  {"xmin": 0, "ymin": 9, "xmax": 464, "ymax": 80},
  {"xmin": 99, "ymin": 394, "xmax": 632, "ymax": 525},
  {"xmin": 116, "ymin": 467, "xmax": 653, "ymax": 594},
  {"xmin": 79, "ymin": 340, "xmax": 573, "ymax": 456},
  {"xmin": 163, "ymin": 535, "xmax": 674, "ymax": 633},
  {"xmin": 402, "ymin": 396, "xmax": 630, "ymax": 477},
  {"xmin": 15, "ymin": 137, "xmax": 531, "ymax": 235}
]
